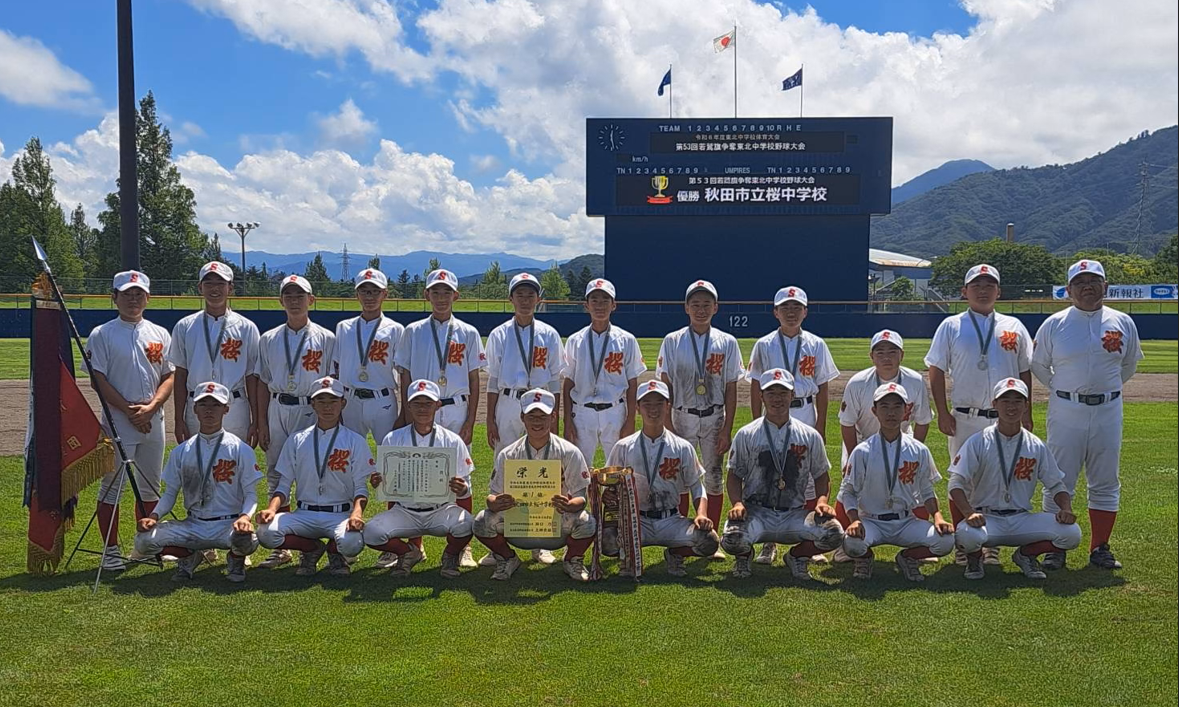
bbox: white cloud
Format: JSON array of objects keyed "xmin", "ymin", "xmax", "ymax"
[
  {"xmin": 0, "ymin": 29, "xmax": 98, "ymax": 110},
  {"xmin": 173, "ymin": 121, "xmax": 207, "ymax": 145},
  {"xmin": 469, "ymin": 153, "xmax": 501, "ymax": 174},
  {"xmin": 316, "ymin": 99, "xmax": 378, "ymax": 148}
]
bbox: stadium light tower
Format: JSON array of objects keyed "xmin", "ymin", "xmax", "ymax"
[{"xmin": 228, "ymin": 222, "xmax": 260, "ymax": 276}]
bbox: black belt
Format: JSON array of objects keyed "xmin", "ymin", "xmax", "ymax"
[
  {"xmin": 1055, "ymin": 390, "xmax": 1120, "ymax": 406},
  {"xmin": 401, "ymin": 504, "xmax": 445, "ymax": 512},
  {"xmin": 193, "ymin": 513, "xmax": 241, "ymax": 522},
  {"xmin": 347, "ymin": 387, "xmax": 391, "ymax": 400},
  {"xmin": 582, "ymin": 399, "xmax": 623, "ymax": 411},
  {"xmin": 440, "ymin": 394, "xmax": 468, "ymax": 407},
  {"xmin": 790, "ymin": 395, "xmax": 815, "ymax": 409},
  {"xmin": 297, "ymin": 501, "xmax": 351, "ymax": 513},
  {"xmin": 983, "ymin": 508, "xmax": 1025, "ymax": 517},
  {"xmin": 189, "ymin": 389, "xmax": 242, "ymax": 399},
  {"xmin": 640, "ymin": 508, "xmax": 679, "ymax": 519},
  {"xmin": 502, "ymin": 388, "xmax": 528, "ymax": 398},
  {"xmin": 272, "ymin": 392, "xmax": 310, "ymax": 406},
  {"xmin": 679, "ymin": 405, "xmax": 721, "ymax": 417},
  {"xmin": 752, "ymin": 502, "xmax": 800, "ymax": 513},
  {"xmin": 872, "ymin": 511, "xmax": 910, "ymax": 521},
  {"xmin": 955, "ymin": 407, "xmax": 999, "ymax": 418}
]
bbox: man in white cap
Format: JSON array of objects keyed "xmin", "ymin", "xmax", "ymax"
[
  {"xmin": 721, "ymin": 369, "xmax": 845, "ymax": 580},
  {"xmin": 256, "ymin": 377, "xmax": 371, "ymax": 577},
  {"xmin": 949, "ymin": 378, "xmax": 1082, "ymax": 581},
  {"xmin": 473, "ymin": 389, "xmax": 596, "ymax": 582},
  {"xmin": 747, "ymin": 285, "xmax": 839, "ymax": 565},
  {"xmin": 135, "ymin": 382, "xmax": 262, "ymax": 583},
  {"xmin": 562, "ymin": 278, "xmax": 645, "ymax": 467},
  {"xmin": 1032, "ymin": 259, "xmax": 1142, "ymax": 571},
  {"xmin": 839, "ymin": 383, "xmax": 955, "ymax": 582},
  {"xmin": 603, "ymin": 380, "xmax": 719, "ymax": 577},
  {"xmin": 86, "ymin": 270, "xmax": 175, "ymax": 571},
  {"xmin": 255, "ymin": 275, "xmax": 337, "ymax": 569},
  {"xmin": 658, "ymin": 279, "xmax": 743, "ymax": 551},
  {"xmin": 925, "ymin": 263, "xmax": 1032, "ymax": 565},
  {"xmin": 363, "ymin": 379, "xmax": 476, "ymax": 579}
]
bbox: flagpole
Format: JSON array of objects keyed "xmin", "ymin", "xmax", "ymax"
[
  {"xmin": 799, "ymin": 63, "xmax": 804, "ymax": 117},
  {"xmin": 669, "ymin": 63, "xmax": 673, "ymax": 119},
  {"xmin": 732, "ymin": 24, "xmax": 738, "ymax": 118}
]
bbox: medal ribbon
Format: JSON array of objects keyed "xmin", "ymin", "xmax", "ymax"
[
  {"xmin": 194, "ymin": 432, "xmax": 225, "ymax": 506},
  {"xmin": 284, "ymin": 325, "xmax": 309, "ymax": 384},
  {"xmin": 994, "ymin": 428, "xmax": 1025, "ymax": 504},
  {"xmin": 410, "ymin": 427, "xmax": 438, "ymax": 448},
  {"xmin": 430, "ymin": 317, "xmax": 454, "ymax": 380},
  {"xmin": 688, "ymin": 329, "xmax": 711, "ymax": 393},
  {"xmin": 760, "ymin": 420, "xmax": 794, "ymax": 500},
  {"xmin": 639, "ymin": 434, "xmax": 667, "ymax": 489},
  {"xmin": 355, "ymin": 317, "xmax": 382, "ymax": 377},
  {"xmin": 587, "ymin": 327, "xmax": 611, "ymax": 389},
  {"xmin": 525, "ymin": 436, "xmax": 553, "ymax": 460},
  {"xmin": 967, "ymin": 310, "xmax": 996, "ymax": 361},
  {"xmin": 314, "ymin": 425, "xmax": 342, "ymax": 480},
  {"xmin": 203, "ymin": 312, "xmax": 228, "ymax": 370},
  {"xmin": 777, "ymin": 332, "xmax": 803, "ymax": 378},
  {"xmin": 513, "ymin": 320, "xmax": 535, "ymax": 386},
  {"xmin": 879, "ymin": 434, "xmax": 903, "ymax": 504}
]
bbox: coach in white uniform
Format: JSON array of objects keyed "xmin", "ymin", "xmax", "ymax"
[
  {"xmin": 1032, "ymin": 259, "xmax": 1142, "ymax": 571},
  {"xmin": 332, "ymin": 268, "xmax": 404, "ymax": 443}
]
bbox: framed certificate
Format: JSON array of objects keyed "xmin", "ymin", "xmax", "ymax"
[
  {"xmin": 503, "ymin": 459, "xmax": 562, "ymax": 538},
  {"xmin": 374, "ymin": 446, "xmax": 458, "ymax": 505}
]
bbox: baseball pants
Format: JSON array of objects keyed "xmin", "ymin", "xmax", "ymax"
[
  {"xmin": 792, "ymin": 402, "xmax": 821, "ymax": 500},
  {"xmin": 955, "ymin": 512, "xmax": 1082, "ymax": 553},
  {"xmin": 184, "ymin": 393, "xmax": 252, "ymax": 440},
  {"xmin": 493, "ymin": 395, "xmax": 527, "ymax": 455},
  {"xmin": 672, "ymin": 408, "xmax": 726, "ymax": 496},
  {"xmin": 98, "ymin": 428, "xmax": 164, "ymax": 505},
  {"xmin": 721, "ymin": 505, "xmax": 845, "ymax": 556},
  {"xmin": 602, "ymin": 514, "xmax": 718, "ymax": 556},
  {"xmin": 343, "ymin": 392, "xmax": 398, "ymax": 443},
  {"xmin": 134, "ymin": 517, "xmax": 258, "ymax": 556},
  {"xmin": 843, "ymin": 515, "xmax": 955, "ymax": 558},
  {"xmin": 435, "ymin": 397, "xmax": 469, "ymax": 435},
  {"xmin": 948, "ymin": 409, "xmax": 995, "ymax": 460},
  {"xmin": 472, "ymin": 509, "xmax": 596, "ymax": 551},
  {"xmin": 264, "ymin": 400, "xmax": 315, "ymax": 494},
  {"xmin": 363, "ymin": 504, "xmax": 472, "ymax": 545},
  {"xmin": 571, "ymin": 402, "xmax": 625, "ymax": 466},
  {"xmin": 1043, "ymin": 396, "xmax": 1123, "ymax": 513},
  {"xmin": 258, "ymin": 510, "xmax": 364, "ymax": 557}
]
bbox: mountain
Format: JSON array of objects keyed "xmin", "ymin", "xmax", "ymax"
[
  {"xmin": 457, "ymin": 253, "xmax": 604, "ymax": 286},
  {"xmin": 220, "ymin": 249, "xmax": 552, "ymax": 280},
  {"xmin": 872, "ymin": 126, "xmax": 1179, "ymax": 257},
  {"xmin": 891, "ymin": 159, "xmax": 993, "ymax": 206}
]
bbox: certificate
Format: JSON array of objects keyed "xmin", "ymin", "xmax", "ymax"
[
  {"xmin": 374, "ymin": 446, "xmax": 458, "ymax": 505},
  {"xmin": 503, "ymin": 459, "xmax": 562, "ymax": 538}
]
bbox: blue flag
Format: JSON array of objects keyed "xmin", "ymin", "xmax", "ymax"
[
  {"xmin": 782, "ymin": 67, "xmax": 803, "ymax": 91},
  {"xmin": 658, "ymin": 68, "xmax": 672, "ymax": 96}
]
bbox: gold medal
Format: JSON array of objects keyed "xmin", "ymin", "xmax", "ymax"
[
  {"xmin": 358, "ymin": 369, "xmax": 369, "ymax": 382},
  {"xmin": 695, "ymin": 383, "xmax": 707, "ymax": 395},
  {"xmin": 886, "ymin": 499, "xmax": 894, "ymax": 509},
  {"xmin": 286, "ymin": 377, "xmax": 296, "ymax": 392},
  {"xmin": 777, "ymin": 479, "xmax": 786, "ymax": 490},
  {"xmin": 438, "ymin": 375, "xmax": 448, "ymax": 388}
]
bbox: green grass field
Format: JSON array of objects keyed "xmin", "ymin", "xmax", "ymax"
[{"xmin": 1, "ymin": 402, "xmax": 1176, "ymax": 706}]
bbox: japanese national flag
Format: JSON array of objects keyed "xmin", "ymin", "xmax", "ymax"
[{"xmin": 713, "ymin": 29, "xmax": 735, "ymax": 53}]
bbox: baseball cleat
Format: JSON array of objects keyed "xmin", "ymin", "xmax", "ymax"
[
  {"xmin": 964, "ymin": 554, "xmax": 985, "ymax": 580},
  {"xmin": 709, "ymin": 547, "xmax": 727, "ymax": 560},
  {"xmin": 392, "ymin": 546, "xmax": 426, "ymax": 577},
  {"xmin": 478, "ymin": 552, "xmax": 498, "ymax": 567},
  {"xmin": 326, "ymin": 552, "xmax": 351, "ymax": 577},
  {"xmin": 852, "ymin": 555, "xmax": 874, "ymax": 579},
  {"xmin": 954, "ymin": 548, "xmax": 968, "ymax": 566},
  {"xmin": 101, "ymin": 545, "xmax": 126, "ymax": 572},
  {"xmin": 663, "ymin": 549, "xmax": 687, "ymax": 577},
  {"xmin": 753, "ymin": 543, "xmax": 777, "ymax": 565},
  {"xmin": 202, "ymin": 548, "xmax": 220, "ymax": 565},
  {"xmin": 225, "ymin": 553, "xmax": 247, "ymax": 583},
  {"xmin": 128, "ymin": 548, "xmax": 153, "ymax": 563},
  {"xmin": 832, "ymin": 546, "xmax": 855, "ymax": 564},
  {"xmin": 458, "ymin": 545, "xmax": 477, "ymax": 568},
  {"xmin": 1012, "ymin": 550, "xmax": 1046, "ymax": 580},
  {"xmin": 532, "ymin": 548, "xmax": 558, "ymax": 565},
  {"xmin": 563, "ymin": 556, "xmax": 590, "ymax": 582},
  {"xmin": 172, "ymin": 552, "xmax": 205, "ymax": 582},
  {"xmin": 374, "ymin": 551, "xmax": 399, "ymax": 569},
  {"xmin": 295, "ymin": 542, "xmax": 327, "ymax": 576},
  {"xmin": 1089, "ymin": 544, "xmax": 1122, "ymax": 570},
  {"xmin": 439, "ymin": 552, "xmax": 461, "ymax": 579},
  {"xmin": 731, "ymin": 555, "xmax": 752, "ymax": 578},
  {"xmin": 491, "ymin": 554, "xmax": 522, "ymax": 581},
  {"xmin": 259, "ymin": 548, "xmax": 292, "ymax": 569},
  {"xmin": 786, "ymin": 553, "xmax": 814, "ymax": 581},
  {"xmin": 1041, "ymin": 551, "xmax": 1067, "ymax": 571},
  {"xmin": 811, "ymin": 553, "xmax": 830, "ymax": 564},
  {"xmin": 982, "ymin": 547, "xmax": 1001, "ymax": 565},
  {"xmin": 894, "ymin": 551, "xmax": 925, "ymax": 582}
]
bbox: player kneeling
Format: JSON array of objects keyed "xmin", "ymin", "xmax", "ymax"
[
  {"xmin": 949, "ymin": 378, "xmax": 1082, "ymax": 580},
  {"xmin": 135, "ymin": 382, "xmax": 261, "ymax": 583},
  {"xmin": 839, "ymin": 383, "xmax": 955, "ymax": 582},
  {"xmin": 256, "ymin": 377, "xmax": 371, "ymax": 577},
  {"xmin": 603, "ymin": 381, "xmax": 719, "ymax": 576},
  {"xmin": 363, "ymin": 380, "xmax": 476, "ymax": 578},
  {"xmin": 473, "ymin": 389, "xmax": 596, "ymax": 582}
]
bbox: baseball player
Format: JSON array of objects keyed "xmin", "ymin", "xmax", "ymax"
[
  {"xmin": 256, "ymin": 377, "xmax": 371, "ymax": 578},
  {"xmin": 721, "ymin": 369, "xmax": 845, "ymax": 580},
  {"xmin": 925, "ymin": 263, "xmax": 1032, "ymax": 566},
  {"xmin": 134, "ymin": 382, "xmax": 261, "ymax": 583},
  {"xmin": 839, "ymin": 383, "xmax": 955, "ymax": 582},
  {"xmin": 86, "ymin": 270, "xmax": 174, "ymax": 571},
  {"xmin": 255, "ymin": 275, "xmax": 336, "ymax": 569},
  {"xmin": 949, "ymin": 378, "xmax": 1082, "ymax": 580},
  {"xmin": 1032, "ymin": 259, "xmax": 1142, "ymax": 571},
  {"xmin": 562, "ymin": 278, "xmax": 645, "ymax": 466},
  {"xmin": 658, "ymin": 279, "xmax": 743, "ymax": 552},
  {"xmin": 603, "ymin": 380, "xmax": 719, "ymax": 577},
  {"xmin": 363, "ymin": 380, "xmax": 476, "ymax": 579},
  {"xmin": 472, "ymin": 389, "xmax": 596, "ymax": 582}
]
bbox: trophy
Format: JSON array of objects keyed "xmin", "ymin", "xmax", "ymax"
[
  {"xmin": 588, "ymin": 466, "xmax": 643, "ymax": 580},
  {"xmin": 646, "ymin": 175, "xmax": 673, "ymax": 204}
]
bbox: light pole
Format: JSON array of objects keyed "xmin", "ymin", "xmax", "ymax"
[{"xmin": 227, "ymin": 222, "xmax": 260, "ymax": 279}]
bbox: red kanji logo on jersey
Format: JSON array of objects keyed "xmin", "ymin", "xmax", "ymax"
[
  {"xmin": 705, "ymin": 353, "xmax": 724, "ymax": 375},
  {"xmin": 302, "ymin": 349, "xmax": 323, "ymax": 372},
  {"xmin": 1013, "ymin": 457, "xmax": 1036, "ymax": 481},
  {"xmin": 798, "ymin": 355, "xmax": 816, "ymax": 377},
  {"xmin": 788, "ymin": 444, "xmax": 808, "ymax": 461},
  {"xmin": 898, "ymin": 460, "xmax": 920, "ymax": 484},
  {"xmin": 144, "ymin": 342, "xmax": 164, "ymax": 364},
  {"xmin": 326, "ymin": 449, "xmax": 350, "ymax": 472},
  {"xmin": 447, "ymin": 342, "xmax": 466, "ymax": 365},
  {"xmin": 211, "ymin": 459, "xmax": 236, "ymax": 484},
  {"xmin": 1000, "ymin": 330, "xmax": 1019, "ymax": 352},
  {"xmin": 532, "ymin": 347, "xmax": 548, "ymax": 369},
  {"xmin": 604, "ymin": 351, "xmax": 624, "ymax": 374},
  {"xmin": 658, "ymin": 457, "xmax": 681, "ymax": 480},
  {"xmin": 1102, "ymin": 330, "xmax": 1123, "ymax": 353},
  {"xmin": 220, "ymin": 338, "xmax": 242, "ymax": 361},
  {"xmin": 367, "ymin": 340, "xmax": 389, "ymax": 364}
]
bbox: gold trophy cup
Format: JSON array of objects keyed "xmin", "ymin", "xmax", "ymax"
[{"xmin": 646, "ymin": 175, "xmax": 672, "ymax": 204}]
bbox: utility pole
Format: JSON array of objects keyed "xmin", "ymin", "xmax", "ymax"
[
  {"xmin": 117, "ymin": 0, "xmax": 139, "ymax": 269},
  {"xmin": 228, "ymin": 222, "xmax": 260, "ymax": 278}
]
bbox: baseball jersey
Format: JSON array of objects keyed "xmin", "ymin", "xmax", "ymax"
[
  {"xmin": 563, "ymin": 324, "xmax": 646, "ymax": 404},
  {"xmin": 607, "ymin": 429, "xmax": 706, "ymax": 511},
  {"xmin": 332, "ymin": 315, "xmax": 404, "ymax": 390},
  {"xmin": 747, "ymin": 328, "xmax": 839, "ymax": 398},
  {"xmin": 1030, "ymin": 306, "xmax": 1143, "ymax": 393},
  {"xmin": 381, "ymin": 424, "xmax": 475, "ymax": 506},
  {"xmin": 728, "ymin": 416, "xmax": 831, "ymax": 509},
  {"xmin": 485, "ymin": 318, "xmax": 564, "ymax": 394},
  {"xmin": 257, "ymin": 321, "xmax": 336, "ymax": 394},
  {"xmin": 273, "ymin": 423, "xmax": 372, "ymax": 506},
  {"xmin": 394, "ymin": 314, "xmax": 486, "ymax": 398},
  {"xmin": 491, "ymin": 434, "xmax": 590, "ymax": 498},
  {"xmin": 839, "ymin": 366, "xmax": 933, "ymax": 440},
  {"xmin": 657, "ymin": 326, "xmax": 743, "ymax": 409},
  {"xmin": 154, "ymin": 430, "xmax": 262, "ymax": 519},
  {"xmin": 924, "ymin": 310, "xmax": 1032, "ymax": 409},
  {"xmin": 85, "ymin": 317, "xmax": 173, "ymax": 444},
  {"xmin": 948, "ymin": 426, "xmax": 1067, "ymax": 511},
  {"xmin": 167, "ymin": 309, "xmax": 261, "ymax": 392},
  {"xmin": 840, "ymin": 433, "xmax": 938, "ymax": 515}
]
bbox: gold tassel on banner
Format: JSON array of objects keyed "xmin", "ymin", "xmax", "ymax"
[{"xmin": 59, "ymin": 436, "xmax": 114, "ymax": 505}]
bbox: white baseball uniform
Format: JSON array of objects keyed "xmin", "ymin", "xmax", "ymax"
[
  {"xmin": 134, "ymin": 430, "xmax": 261, "ymax": 556},
  {"xmin": 838, "ymin": 366, "xmax": 934, "ymax": 463},
  {"xmin": 839, "ymin": 434, "xmax": 954, "ymax": 558},
  {"xmin": 363, "ymin": 425, "xmax": 475, "ymax": 545},
  {"xmin": 563, "ymin": 324, "xmax": 646, "ymax": 465},
  {"xmin": 256, "ymin": 321, "xmax": 336, "ymax": 492},
  {"xmin": 394, "ymin": 314, "xmax": 486, "ymax": 433},
  {"xmin": 332, "ymin": 315, "xmax": 404, "ymax": 442},
  {"xmin": 85, "ymin": 317, "xmax": 173, "ymax": 503},
  {"xmin": 1031, "ymin": 306, "xmax": 1142, "ymax": 513},
  {"xmin": 948, "ymin": 426, "xmax": 1082, "ymax": 553},
  {"xmin": 167, "ymin": 309, "xmax": 261, "ymax": 440},
  {"xmin": 486, "ymin": 317, "xmax": 565, "ymax": 453},
  {"xmin": 257, "ymin": 422, "xmax": 373, "ymax": 557},
  {"xmin": 747, "ymin": 328, "xmax": 839, "ymax": 428},
  {"xmin": 657, "ymin": 327, "xmax": 743, "ymax": 496},
  {"xmin": 925, "ymin": 310, "xmax": 1032, "ymax": 458}
]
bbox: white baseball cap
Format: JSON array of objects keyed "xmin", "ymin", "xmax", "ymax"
[
  {"xmin": 637, "ymin": 379, "xmax": 670, "ymax": 401},
  {"xmin": 309, "ymin": 376, "xmax": 345, "ymax": 399},
  {"xmin": 280, "ymin": 274, "xmax": 313, "ymax": 294},
  {"xmin": 992, "ymin": 377, "xmax": 1029, "ymax": 400},
  {"xmin": 870, "ymin": 329, "xmax": 904, "ymax": 350},
  {"xmin": 872, "ymin": 381, "xmax": 910, "ymax": 404},
  {"xmin": 407, "ymin": 379, "xmax": 442, "ymax": 402},
  {"xmin": 759, "ymin": 368, "xmax": 795, "ymax": 391},
  {"xmin": 509, "ymin": 272, "xmax": 542, "ymax": 296},
  {"xmin": 685, "ymin": 279, "xmax": 718, "ymax": 300},
  {"xmin": 774, "ymin": 286, "xmax": 808, "ymax": 307},
  {"xmin": 585, "ymin": 278, "xmax": 616, "ymax": 299},
  {"xmin": 354, "ymin": 268, "xmax": 388, "ymax": 290},
  {"xmin": 521, "ymin": 388, "xmax": 556, "ymax": 415},
  {"xmin": 199, "ymin": 261, "xmax": 233, "ymax": 282},
  {"xmin": 426, "ymin": 269, "xmax": 458, "ymax": 291},
  {"xmin": 112, "ymin": 270, "xmax": 150, "ymax": 293},
  {"xmin": 964, "ymin": 263, "xmax": 1001, "ymax": 285},
  {"xmin": 1068, "ymin": 259, "xmax": 1106, "ymax": 283},
  {"xmin": 192, "ymin": 381, "xmax": 230, "ymax": 404}
]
